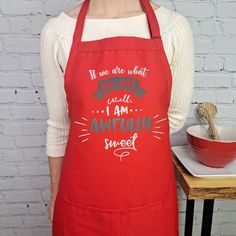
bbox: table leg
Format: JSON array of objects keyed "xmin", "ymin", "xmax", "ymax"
[
  {"xmin": 184, "ymin": 199, "xmax": 195, "ymax": 236},
  {"xmin": 201, "ymin": 199, "xmax": 214, "ymax": 236}
]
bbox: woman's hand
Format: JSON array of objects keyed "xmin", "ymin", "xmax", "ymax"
[
  {"xmin": 48, "ymin": 196, "xmax": 56, "ymax": 222},
  {"xmin": 47, "ymin": 156, "xmax": 64, "ymax": 222}
]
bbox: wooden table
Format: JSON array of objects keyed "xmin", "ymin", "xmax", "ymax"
[{"xmin": 171, "ymin": 150, "xmax": 236, "ymax": 236}]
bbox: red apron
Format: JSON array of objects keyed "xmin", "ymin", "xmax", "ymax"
[{"xmin": 52, "ymin": 0, "xmax": 179, "ymax": 235}]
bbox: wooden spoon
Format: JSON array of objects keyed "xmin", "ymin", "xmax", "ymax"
[{"xmin": 196, "ymin": 102, "xmax": 220, "ymax": 140}]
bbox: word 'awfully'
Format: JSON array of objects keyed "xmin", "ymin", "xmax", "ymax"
[{"xmin": 90, "ymin": 117, "xmax": 152, "ymax": 134}]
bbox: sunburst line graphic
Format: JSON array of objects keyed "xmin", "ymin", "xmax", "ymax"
[
  {"xmin": 154, "ymin": 118, "xmax": 167, "ymax": 123},
  {"xmin": 78, "ymin": 133, "xmax": 90, "ymax": 138},
  {"xmin": 153, "ymin": 114, "xmax": 159, "ymax": 119},
  {"xmin": 81, "ymin": 117, "xmax": 88, "ymax": 121},
  {"xmin": 81, "ymin": 138, "xmax": 89, "ymax": 143},
  {"xmin": 74, "ymin": 117, "xmax": 90, "ymax": 143},
  {"xmin": 151, "ymin": 115, "xmax": 167, "ymax": 141},
  {"xmin": 152, "ymin": 131, "xmax": 164, "ymax": 134},
  {"xmin": 74, "ymin": 121, "xmax": 87, "ymax": 126}
]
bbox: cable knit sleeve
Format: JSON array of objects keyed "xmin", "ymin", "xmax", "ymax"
[
  {"xmin": 167, "ymin": 15, "xmax": 195, "ymax": 134},
  {"xmin": 40, "ymin": 20, "xmax": 70, "ymax": 157}
]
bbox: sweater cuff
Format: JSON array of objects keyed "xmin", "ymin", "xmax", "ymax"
[{"xmin": 46, "ymin": 144, "xmax": 67, "ymax": 157}]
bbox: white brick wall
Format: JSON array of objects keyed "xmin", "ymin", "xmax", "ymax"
[{"xmin": 0, "ymin": 0, "xmax": 235, "ymax": 235}]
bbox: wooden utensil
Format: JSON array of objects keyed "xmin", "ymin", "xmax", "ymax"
[{"xmin": 196, "ymin": 102, "xmax": 220, "ymax": 140}]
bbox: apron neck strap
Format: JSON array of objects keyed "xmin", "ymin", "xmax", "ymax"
[
  {"xmin": 74, "ymin": 0, "xmax": 161, "ymax": 43},
  {"xmin": 140, "ymin": 0, "xmax": 160, "ymax": 38}
]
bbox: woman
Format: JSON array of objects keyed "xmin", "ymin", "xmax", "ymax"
[{"xmin": 40, "ymin": 0, "xmax": 194, "ymax": 235}]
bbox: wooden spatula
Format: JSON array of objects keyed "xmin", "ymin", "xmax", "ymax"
[{"xmin": 196, "ymin": 102, "xmax": 220, "ymax": 140}]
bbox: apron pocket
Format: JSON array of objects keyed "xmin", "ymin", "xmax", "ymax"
[
  {"xmin": 62, "ymin": 196, "xmax": 120, "ymax": 236},
  {"xmin": 120, "ymin": 193, "xmax": 175, "ymax": 236}
]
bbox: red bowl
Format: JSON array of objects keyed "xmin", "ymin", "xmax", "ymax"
[{"xmin": 186, "ymin": 125, "xmax": 236, "ymax": 168}]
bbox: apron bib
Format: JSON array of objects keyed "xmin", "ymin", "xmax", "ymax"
[{"xmin": 52, "ymin": 0, "xmax": 179, "ymax": 235}]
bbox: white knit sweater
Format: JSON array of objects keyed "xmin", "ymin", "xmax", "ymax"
[{"xmin": 40, "ymin": 5, "xmax": 195, "ymax": 157}]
